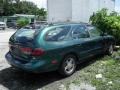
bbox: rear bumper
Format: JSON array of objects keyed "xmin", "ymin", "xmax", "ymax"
[{"xmin": 5, "ymin": 52, "xmax": 58, "ymax": 73}]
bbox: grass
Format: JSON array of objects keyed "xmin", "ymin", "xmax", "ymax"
[{"xmin": 66, "ymin": 50, "xmax": 120, "ymax": 90}]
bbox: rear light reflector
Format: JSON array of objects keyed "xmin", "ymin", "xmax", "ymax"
[{"xmin": 51, "ymin": 60, "xmax": 58, "ymax": 64}]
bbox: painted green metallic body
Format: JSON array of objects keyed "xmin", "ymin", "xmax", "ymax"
[{"xmin": 5, "ymin": 23, "xmax": 115, "ymax": 73}]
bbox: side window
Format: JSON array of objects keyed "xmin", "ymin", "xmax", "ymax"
[
  {"xmin": 72, "ymin": 25, "xmax": 89, "ymax": 39},
  {"xmin": 88, "ymin": 26, "xmax": 101, "ymax": 37},
  {"xmin": 45, "ymin": 26, "xmax": 71, "ymax": 41}
]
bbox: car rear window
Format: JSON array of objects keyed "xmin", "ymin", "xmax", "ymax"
[
  {"xmin": 14, "ymin": 29, "xmax": 35, "ymax": 39},
  {"xmin": 23, "ymin": 24, "xmax": 47, "ymax": 30}
]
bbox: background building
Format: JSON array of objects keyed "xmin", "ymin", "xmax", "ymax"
[{"xmin": 47, "ymin": 0, "xmax": 115, "ymax": 23}]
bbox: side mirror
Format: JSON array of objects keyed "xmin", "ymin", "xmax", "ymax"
[
  {"xmin": 104, "ymin": 33, "xmax": 108, "ymax": 36},
  {"xmin": 100, "ymin": 32, "xmax": 108, "ymax": 36}
]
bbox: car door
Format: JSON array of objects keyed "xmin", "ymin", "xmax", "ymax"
[
  {"xmin": 71, "ymin": 25, "xmax": 95, "ymax": 60},
  {"xmin": 87, "ymin": 26, "xmax": 104, "ymax": 54}
]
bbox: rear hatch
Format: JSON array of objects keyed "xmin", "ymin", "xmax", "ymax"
[{"xmin": 9, "ymin": 29, "xmax": 36, "ymax": 61}]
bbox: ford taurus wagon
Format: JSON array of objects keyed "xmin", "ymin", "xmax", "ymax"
[{"xmin": 5, "ymin": 23, "xmax": 115, "ymax": 76}]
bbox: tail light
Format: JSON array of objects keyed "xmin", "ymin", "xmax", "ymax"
[
  {"xmin": 20, "ymin": 47, "xmax": 45, "ymax": 56},
  {"xmin": 20, "ymin": 48, "xmax": 32, "ymax": 55},
  {"xmin": 32, "ymin": 48, "xmax": 45, "ymax": 56}
]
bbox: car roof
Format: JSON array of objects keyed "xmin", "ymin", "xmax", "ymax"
[{"xmin": 48, "ymin": 22, "xmax": 91, "ymax": 27}]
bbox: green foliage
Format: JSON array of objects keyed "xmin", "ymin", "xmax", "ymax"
[
  {"xmin": 90, "ymin": 8, "xmax": 108, "ymax": 31},
  {"xmin": 0, "ymin": 0, "xmax": 47, "ymax": 18},
  {"xmin": 17, "ymin": 18, "xmax": 29, "ymax": 28},
  {"xmin": 90, "ymin": 8, "xmax": 120, "ymax": 45},
  {"xmin": 37, "ymin": 8, "xmax": 47, "ymax": 20}
]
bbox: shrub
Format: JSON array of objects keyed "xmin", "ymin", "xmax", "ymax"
[
  {"xmin": 17, "ymin": 18, "xmax": 29, "ymax": 28},
  {"xmin": 90, "ymin": 8, "xmax": 120, "ymax": 45}
]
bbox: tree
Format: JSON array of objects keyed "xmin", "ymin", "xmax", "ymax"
[
  {"xmin": 90, "ymin": 8, "xmax": 108, "ymax": 31},
  {"xmin": 17, "ymin": 18, "xmax": 29, "ymax": 28},
  {"xmin": 0, "ymin": 0, "xmax": 47, "ymax": 18},
  {"xmin": 37, "ymin": 8, "xmax": 47, "ymax": 20},
  {"xmin": 110, "ymin": 11, "xmax": 118, "ymax": 16},
  {"xmin": 90, "ymin": 8, "xmax": 120, "ymax": 45},
  {"xmin": 0, "ymin": 0, "xmax": 4, "ymax": 15}
]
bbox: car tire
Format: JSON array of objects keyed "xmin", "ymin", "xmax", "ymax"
[
  {"xmin": 59, "ymin": 54, "xmax": 77, "ymax": 77},
  {"xmin": 107, "ymin": 44, "xmax": 114, "ymax": 55}
]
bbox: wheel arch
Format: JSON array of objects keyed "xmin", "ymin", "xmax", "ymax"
[{"xmin": 62, "ymin": 52, "xmax": 79, "ymax": 63}]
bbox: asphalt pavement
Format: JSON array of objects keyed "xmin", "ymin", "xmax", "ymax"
[
  {"xmin": 0, "ymin": 28, "xmax": 15, "ymax": 70},
  {"xmin": 0, "ymin": 28, "xmax": 15, "ymax": 46}
]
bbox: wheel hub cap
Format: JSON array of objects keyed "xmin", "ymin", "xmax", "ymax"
[{"xmin": 65, "ymin": 58, "xmax": 75, "ymax": 74}]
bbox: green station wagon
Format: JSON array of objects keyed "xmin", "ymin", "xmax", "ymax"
[{"xmin": 5, "ymin": 23, "xmax": 115, "ymax": 76}]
